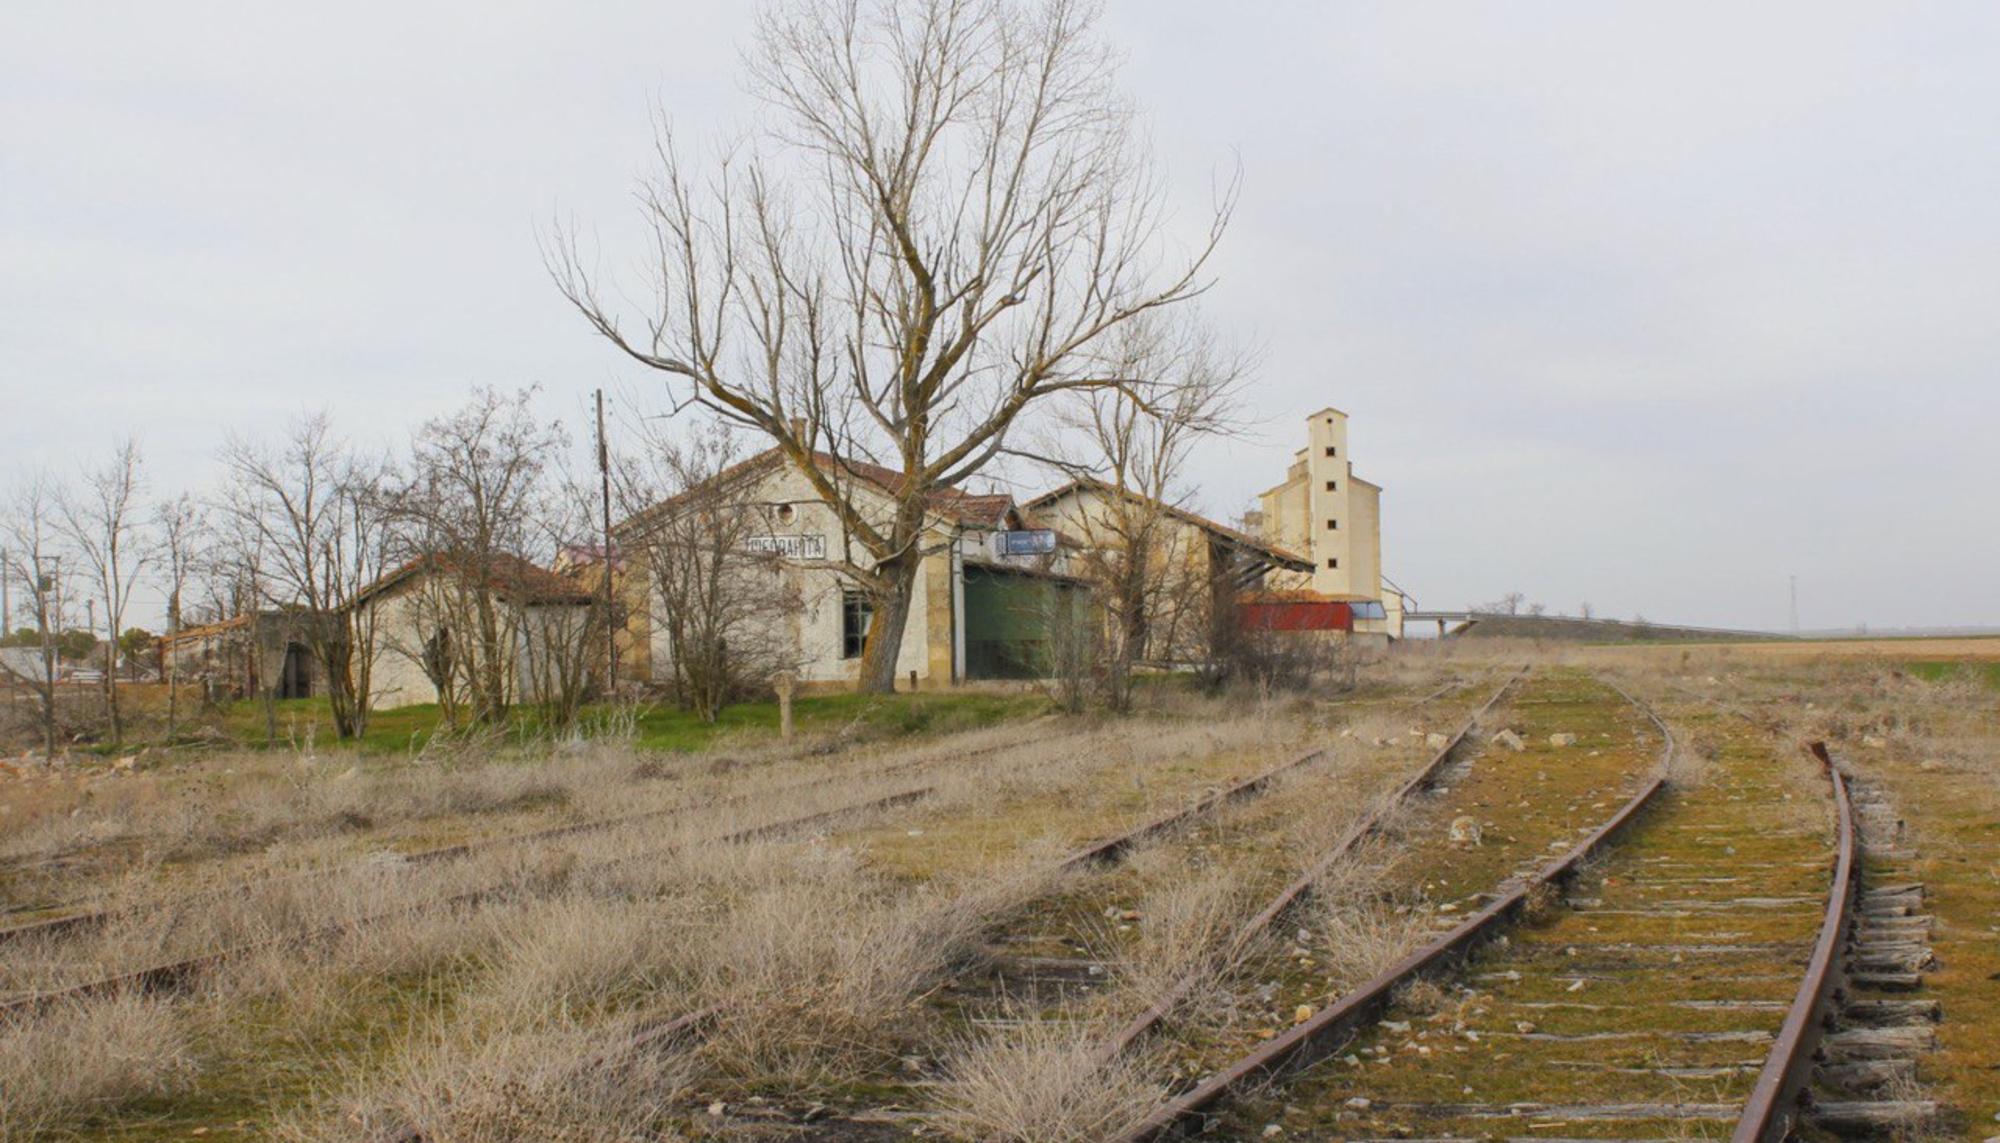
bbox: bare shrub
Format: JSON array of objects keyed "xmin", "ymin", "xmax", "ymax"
[
  {"xmin": 466, "ymin": 896, "xmax": 701, "ymax": 1027},
  {"xmin": 1113, "ymin": 860, "xmax": 1247, "ymax": 1005},
  {"xmin": 927, "ymin": 1016, "xmax": 1164, "ymax": 1143},
  {"xmin": 284, "ymin": 1019, "xmax": 693, "ymax": 1143},
  {"xmin": 694, "ymin": 868, "xmax": 1044, "ymax": 1091},
  {"xmin": 0, "ymin": 994, "xmax": 196, "ymax": 1138},
  {"xmin": 1304, "ymin": 895, "xmax": 1431, "ymax": 992}
]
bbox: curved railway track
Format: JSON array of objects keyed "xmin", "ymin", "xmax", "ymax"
[
  {"xmin": 370, "ymin": 673, "xmax": 1516, "ymax": 1143},
  {"xmin": 1111, "ymin": 685, "xmax": 1901, "ymax": 1143},
  {"xmin": 0, "ymin": 779, "xmax": 950, "ymax": 1019},
  {"xmin": 1, "ymin": 671, "xmax": 1533, "ymax": 1141},
  {"xmin": 0, "ymin": 676, "xmax": 1476, "ymax": 948},
  {"xmin": 1, "ymin": 676, "xmax": 1484, "ymax": 1025},
  {"xmin": 1114, "ymin": 675, "xmax": 1674, "ymax": 1141},
  {"xmin": 0, "ymin": 727, "xmax": 1084, "ymax": 948}
]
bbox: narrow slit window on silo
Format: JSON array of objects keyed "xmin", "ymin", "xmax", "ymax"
[
  {"xmin": 1325, "ymin": 480, "xmax": 1336, "ymax": 491},
  {"xmin": 1326, "ymin": 519, "xmax": 1338, "ymax": 530},
  {"xmin": 1326, "ymin": 558, "xmax": 1339, "ymax": 569}
]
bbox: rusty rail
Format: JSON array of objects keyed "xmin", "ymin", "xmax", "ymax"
[
  {"xmin": 0, "ymin": 781, "xmax": 941, "ymax": 1020},
  {"xmin": 1731, "ymin": 740, "xmax": 1857, "ymax": 1143},
  {"xmin": 1094, "ymin": 664, "xmax": 1529, "ymax": 1061},
  {"xmin": 366, "ymin": 682, "xmax": 1488, "ymax": 1143},
  {"xmin": 1116, "ymin": 676, "xmax": 1673, "ymax": 1142},
  {"xmin": 0, "ymin": 727, "xmax": 1078, "ymax": 949}
]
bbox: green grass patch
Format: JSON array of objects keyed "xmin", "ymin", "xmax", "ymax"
[
  {"xmin": 208, "ymin": 689, "xmax": 1052, "ymax": 757},
  {"xmin": 1901, "ymin": 659, "xmax": 2000, "ymax": 688}
]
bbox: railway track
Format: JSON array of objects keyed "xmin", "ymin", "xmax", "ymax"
[
  {"xmin": 0, "ymin": 676, "xmax": 1473, "ymax": 949},
  {"xmin": 0, "ymin": 776, "xmax": 960, "ymax": 1019},
  {"xmin": 5, "ymin": 675, "xmax": 1493, "ymax": 1140},
  {"xmin": 0, "ymin": 725, "xmax": 1090, "ymax": 949},
  {"xmin": 1117, "ymin": 687, "xmax": 1915, "ymax": 1142},
  {"xmin": 1739, "ymin": 743, "xmax": 1939, "ymax": 1141},
  {"xmin": 370, "ymin": 675, "xmax": 1516, "ymax": 1143},
  {"xmin": 1111, "ymin": 672, "xmax": 1673, "ymax": 1141},
  {"xmin": 0, "ymin": 677, "xmax": 1475, "ymax": 998}
]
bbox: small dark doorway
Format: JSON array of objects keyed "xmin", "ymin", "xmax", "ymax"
[
  {"xmin": 962, "ymin": 565, "xmax": 1084, "ymax": 680},
  {"xmin": 277, "ymin": 642, "xmax": 313, "ymax": 699}
]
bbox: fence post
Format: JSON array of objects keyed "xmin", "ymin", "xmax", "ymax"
[{"xmin": 774, "ymin": 670, "xmax": 796, "ymax": 740}]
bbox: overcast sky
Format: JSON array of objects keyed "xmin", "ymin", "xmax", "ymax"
[{"xmin": 5, "ymin": 2, "xmax": 1997, "ymax": 632}]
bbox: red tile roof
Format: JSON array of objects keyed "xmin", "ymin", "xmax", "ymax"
[
  {"xmin": 1025, "ymin": 477, "xmax": 1313, "ymax": 571},
  {"xmin": 616, "ymin": 446, "xmax": 1019, "ymax": 534},
  {"xmin": 354, "ymin": 552, "xmax": 595, "ymax": 608}
]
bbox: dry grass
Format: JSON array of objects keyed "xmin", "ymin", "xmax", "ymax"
[
  {"xmin": 1301, "ymin": 892, "xmax": 1433, "ymax": 994},
  {"xmin": 927, "ymin": 1016, "xmax": 1165, "ymax": 1143},
  {"xmin": 279, "ymin": 1018, "xmax": 696, "ymax": 1143},
  {"xmin": 1110, "ymin": 862, "xmax": 1251, "ymax": 1004},
  {"xmin": 0, "ymin": 993, "xmax": 196, "ymax": 1140},
  {"xmin": 0, "ymin": 666, "xmax": 1503, "ymax": 1137}
]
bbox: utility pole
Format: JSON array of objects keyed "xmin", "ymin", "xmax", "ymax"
[
  {"xmin": 595, "ymin": 389, "xmax": 617, "ymax": 693},
  {"xmin": 38, "ymin": 556, "xmax": 60, "ymax": 755}
]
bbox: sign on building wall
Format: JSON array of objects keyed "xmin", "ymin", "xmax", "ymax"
[
  {"xmin": 745, "ymin": 534, "xmax": 827, "ymax": 560},
  {"xmin": 993, "ymin": 529, "xmax": 1056, "ymax": 556}
]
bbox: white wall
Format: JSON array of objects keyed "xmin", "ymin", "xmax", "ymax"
[{"xmin": 641, "ymin": 460, "xmax": 943, "ymax": 687}]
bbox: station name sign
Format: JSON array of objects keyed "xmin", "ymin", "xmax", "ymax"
[
  {"xmin": 993, "ymin": 529, "xmax": 1056, "ymax": 556},
  {"xmin": 745, "ymin": 534, "xmax": 827, "ymax": 560}
]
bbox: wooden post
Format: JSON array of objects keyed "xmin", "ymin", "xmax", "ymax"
[{"xmin": 775, "ymin": 670, "xmax": 796, "ymax": 740}]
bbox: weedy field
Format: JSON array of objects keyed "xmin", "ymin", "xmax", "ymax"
[{"xmin": 1, "ymin": 638, "xmax": 1996, "ymax": 1142}]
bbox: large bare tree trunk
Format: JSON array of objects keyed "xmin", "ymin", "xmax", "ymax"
[
  {"xmin": 857, "ymin": 551, "xmax": 920, "ymax": 693},
  {"xmin": 554, "ymin": 0, "xmax": 1235, "ymax": 698}
]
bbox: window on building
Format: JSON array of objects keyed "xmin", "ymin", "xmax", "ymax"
[
  {"xmin": 1324, "ymin": 480, "xmax": 1336, "ymax": 491},
  {"xmin": 1326, "ymin": 557, "xmax": 1339, "ymax": 569},
  {"xmin": 1324, "ymin": 446, "xmax": 1337, "ymax": 457},
  {"xmin": 841, "ymin": 589, "xmax": 872, "ymax": 660},
  {"xmin": 1326, "ymin": 519, "xmax": 1338, "ymax": 530}
]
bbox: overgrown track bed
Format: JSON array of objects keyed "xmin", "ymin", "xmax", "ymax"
[
  {"xmin": 1119, "ymin": 669, "xmax": 1680, "ymax": 1142},
  {"xmin": 910, "ymin": 676, "xmax": 1528, "ymax": 1077},
  {"xmin": 1192, "ymin": 688, "xmax": 1841, "ymax": 1142},
  {"xmin": 0, "ymin": 676, "xmax": 1482, "ymax": 1140},
  {"xmin": 0, "ymin": 724, "xmax": 1085, "ymax": 950},
  {"xmin": 486, "ymin": 675, "xmax": 1515, "ymax": 1140},
  {"xmin": 5, "ymin": 714, "xmax": 1281, "ymax": 1006},
  {"xmin": 0, "ymin": 719, "xmax": 1103, "ymax": 944}
]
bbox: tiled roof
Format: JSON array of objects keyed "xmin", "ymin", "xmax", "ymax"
[
  {"xmin": 1025, "ymin": 478, "xmax": 1313, "ymax": 571},
  {"xmin": 355, "ymin": 552, "xmax": 595, "ymax": 608},
  {"xmin": 616, "ymin": 446, "xmax": 1019, "ymax": 534}
]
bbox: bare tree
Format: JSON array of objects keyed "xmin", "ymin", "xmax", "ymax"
[
  {"xmin": 516, "ymin": 584, "xmax": 603, "ymax": 732},
  {"xmin": 1036, "ymin": 315, "xmax": 1244, "ymax": 709},
  {"xmin": 218, "ymin": 413, "xmax": 393, "ymax": 740},
  {"xmin": 1, "ymin": 474, "xmax": 69, "ymax": 756},
  {"xmin": 553, "ymin": 0, "xmax": 1234, "ymax": 693},
  {"xmin": 384, "ymin": 388, "xmax": 567, "ymax": 727},
  {"xmin": 154, "ymin": 493, "xmax": 207, "ymax": 743},
  {"xmin": 613, "ymin": 419, "xmax": 802, "ymax": 723},
  {"xmin": 57, "ymin": 440, "xmax": 148, "ymax": 746}
]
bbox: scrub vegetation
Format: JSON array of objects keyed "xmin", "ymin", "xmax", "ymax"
[{"xmin": 5, "ymin": 637, "xmax": 2000, "ymax": 1140}]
